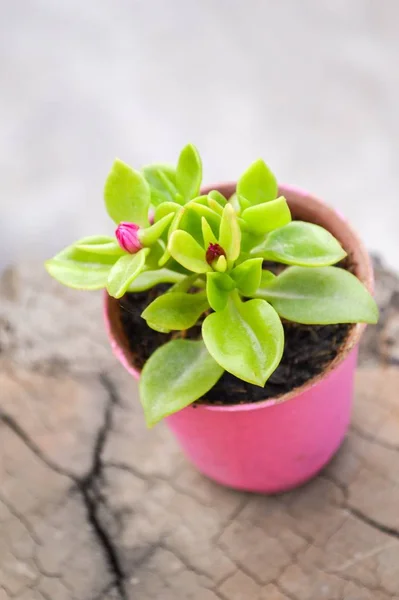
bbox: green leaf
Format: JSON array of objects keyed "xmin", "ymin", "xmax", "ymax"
[
  {"xmin": 260, "ymin": 269, "xmax": 276, "ymax": 287},
  {"xmin": 241, "ymin": 197, "xmax": 291, "ymax": 235},
  {"xmin": 229, "ymin": 193, "xmax": 241, "ymax": 214},
  {"xmin": 231, "ymin": 258, "xmax": 262, "ymax": 296},
  {"xmin": 176, "ymin": 144, "xmax": 202, "ymax": 202},
  {"xmin": 202, "ymin": 292, "xmax": 284, "ymax": 386},
  {"xmin": 207, "ymin": 198, "xmax": 223, "ymax": 215},
  {"xmin": 238, "ymin": 195, "xmax": 251, "ymax": 211},
  {"xmin": 251, "ymin": 221, "xmax": 347, "ymax": 266},
  {"xmin": 142, "ymin": 291, "xmax": 208, "ymax": 331},
  {"xmin": 139, "ymin": 340, "xmax": 224, "ymax": 426},
  {"xmin": 187, "ymin": 202, "xmax": 221, "ymax": 235},
  {"xmin": 142, "ymin": 163, "xmax": 177, "ymax": 206},
  {"xmin": 240, "ymin": 231, "xmax": 265, "ymax": 254},
  {"xmin": 168, "ymin": 230, "xmax": 210, "ymax": 273},
  {"xmin": 154, "ymin": 201, "xmax": 180, "ymax": 222},
  {"xmin": 206, "ymin": 272, "xmax": 235, "ymax": 311},
  {"xmin": 138, "ymin": 213, "xmax": 174, "ymax": 246},
  {"xmin": 145, "ymin": 240, "xmax": 165, "ymax": 269},
  {"xmin": 45, "ymin": 244, "xmax": 118, "ymax": 290},
  {"xmin": 75, "ymin": 235, "xmax": 125, "ymax": 256},
  {"xmin": 219, "ymin": 203, "xmax": 241, "ymax": 263},
  {"xmin": 106, "ymin": 249, "xmax": 149, "ymax": 298},
  {"xmin": 168, "ymin": 273, "xmax": 203, "ymax": 294},
  {"xmin": 237, "ymin": 159, "xmax": 278, "ymax": 207},
  {"xmin": 258, "ymin": 266, "xmax": 379, "ymax": 324},
  {"xmin": 214, "ymin": 255, "xmax": 227, "ymax": 273},
  {"xmin": 158, "ymin": 207, "xmax": 185, "ymax": 266},
  {"xmin": 104, "ymin": 159, "xmax": 150, "ymax": 226},
  {"xmin": 191, "ymin": 195, "xmax": 209, "ymax": 205},
  {"xmin": 208, "ymin": 190, "xmax": 227, "ymax": 207},
  {"xmin": 201, "ymin": 217, "xmax": 218, "ymax": 247},
  {"xmin": 127, "ymin": 268, "xmax": 186, "ymax": 292}
]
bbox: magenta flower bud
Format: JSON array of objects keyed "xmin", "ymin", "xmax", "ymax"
[
  {"xmin": 115, "ymin": 222, "xmax": 143, "ymax": 253},
  {"xmin": 206, "ymin": 243, "xmax": 226, "ymax": 265}
]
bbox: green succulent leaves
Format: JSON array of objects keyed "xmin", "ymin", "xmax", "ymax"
[
  {"xmin": 237, "ymin": 159, "xmax": 278, "ymax": 208},
  {"xmin": 107, "ymin": 249, "xmax": 149, "ymax": 298},
  {"xmin": 104, "ymin": 159, "xmax": 150, "ymax": 227},
  {"xmin": 142, "ymin": 291, "xmax": 209, "ymax": 332},
  {"xmin": 176, "ymin": 144, "xmax": 202, "ymax": 202},
  {"xmin": 45, "ymin": 244, "xmax": 117, "ymax": 290},
  {"xmin": 202, "ymin": 292, "xmax": 284, "ymax": 386},
  {"xmin": 256, "ymin": 266, "xmax": 379, "ymax": 325},
  {"xmin": 241, "ymin": 197, "xmax": 291, "ymax": 235},
  {"xmin": 46, "ymin": 144, "xmax": 379, "ymax": 426},
  {"xmin": 251, "ymin": 221, "xmax": 347, "ymax": 266},
  {"xmin": 139, "ymin": 340, "xmax": 224, "ymax": 427},
  {"xmin": 169, "ymin": 230, "xmax": 211, "ymax": 273}
]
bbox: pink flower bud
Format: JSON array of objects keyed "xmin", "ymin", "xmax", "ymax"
[
  {"xmin": 148, "ymin": 208, "xmax": 155, "ymax": 225},
  {"xmin": 115, "ymin": 222, "xmax": 143, "ymax": 253}
]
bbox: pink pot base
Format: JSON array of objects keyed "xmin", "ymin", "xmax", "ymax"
[
  {"xmin": 104, "ymin": 183, "xmax": 374, "ymax": 494},
  {"xmin": 165, "ymin": 348, "xmax": 358, "ymax": 494}
]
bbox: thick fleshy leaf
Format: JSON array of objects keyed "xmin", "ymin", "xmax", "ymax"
[
  {"xmin": 168, "ymin": 273, "xmax": 203, "ymax": 294},
  {"xmin": 219, "ymin": 203, "xmax": 241, "ymax": 263},
  {"xmin": 207, "ymin": 198, "xmax": 223, "ymax": 215},
  {"xmin": 201, "ymin": 217, "xmax": 217, "ymax": 247},
  {"xmin": 154, "ymin": 201, "xmax": 180, "ymax": 222},
  {"xmin": 191, "ymin": 195, "xmax": 208, "ymax": 205},
  {"xmin": 237, "ymin": 159, "xmax": 278, "ymax": 207},
  {"xmin": 142, "ymin": 291, "xmax": 208, "ymax": 332},
  {"xmin": 178, "ymin": 205, "xmax": 209, "ymax": 244},
  {"xmin": 231, "ymin": 258, "xmax": 262, "ymax": 296},
  {"xmin": 188, "ymin": 202, "xmax": 221, "ymax": 235},
  {"xmin": 206, "ymin": 272, "xmax": 235, "ymax": 311},
  {"xmin": 176, "ymin": 144, "xmax": 202, "ymax": 202},
  {"xmin": 106, "ymin": 248, "xmax": 149, "ymax": 298},
  {"xmin": 104, "ymin": 159, "xmax": 150, "ymax": 226},
  {"xmin": 214, "ymin": 255, "xmax": 227, "ymax": 273},
  {"xmin": 128, "ymin": 268, "xmax": 185, "ymax": 292},
  {"xmin": 240, "ymin": 231, "xmax": 265, "ymax": 254},
  {"xmin": 142, "ymin": 163, "xmax": 177, "ymax": 205},
  {"xmin": 260, "ymin": 269, "xmax": 276, "ymax": 287},
  {"xmin": 258, "ymin": 266, "xmax": 379, "ymax": 324},
  {"xmin": 138, "ymin": 213, "xmax": 174, "ymax": 246},
  {"xmin": 202, "ymin": 292, "xmax": 284, "ymax": 386},
  {"xmin": 251, "ymin": 221, "xmax": 347, "ymax": 266},
  {"xmin": 144, "ymin": 240, "xmax": 165, "ymax": 269},
  {"xmin": 238, "ymin": 195, "xmax": 251, "ymax": 211},
  {"xmin": 241, "ymin": 197, "xmax": 291, "ymax": 235},
  {"xmin": 139, "ymin": 340, "xmax": 224, "ymax": 426},
  {"xmin": 75, "ymin": 235, "xmax": 125, "ymax": 256},
  {"xmin": 45, "ymin": 245, "xmax": 118, "ymax": 290},
  {"xmin": 158, "ymin": 207, "xmax": 185, "ymax": 266},
  {"xmin": 208, "ymin": 190, "xmax": 227, "ymax": 207},
  {"xmin": 229, "ymin": 193, "xmax": 241, "ymax": 213},
  {"xmin": 168, "ymin": 230, "xmax": 210, "ymax": 273}
]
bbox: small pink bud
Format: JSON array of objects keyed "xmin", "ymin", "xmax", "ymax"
[
  {"xmin": 115, "ymin": 222, "xmax": 143, "ymax": 253},
  {"xmin": 148, "ymin": 208, "xmax": 155, "ymax": 225},
  {"xmin": 206, "ymin": 243, "xmax": 226, "ymax": 265}
]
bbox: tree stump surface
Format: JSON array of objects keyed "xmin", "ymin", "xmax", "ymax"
[{"xmin": 1, "ymin": 258, "xmax": 399, "ymax": 600}]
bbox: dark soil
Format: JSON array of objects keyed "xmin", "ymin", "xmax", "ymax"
[{"xmin": 119, "ymin": 274, "xmax": 353, "ymax": 405}]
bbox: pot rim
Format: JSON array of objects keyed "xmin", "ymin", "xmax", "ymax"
[{"xmin": 104, "ymin": 182, "xmax": 374, "ymax": 413}]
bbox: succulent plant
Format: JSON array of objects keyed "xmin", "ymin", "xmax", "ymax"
[{"xmin": 46, "ymin": 144, "xmax": 378, "ymax": 426}]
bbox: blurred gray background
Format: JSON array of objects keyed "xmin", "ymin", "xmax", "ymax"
[{"xmin": 1, "ymin": 0, "xmax": 398, "ymax": 272}]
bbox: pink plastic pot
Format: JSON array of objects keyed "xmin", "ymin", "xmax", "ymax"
[{"xmin": 105, "ymin": 183, "xmax": 374, "ymax": 493}]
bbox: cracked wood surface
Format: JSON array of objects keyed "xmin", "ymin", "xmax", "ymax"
[{"xmin": 0, "ymin": 258, "xmax": 399, "ymax": 600}]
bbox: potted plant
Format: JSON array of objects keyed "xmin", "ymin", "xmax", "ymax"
[{"xmin": 46, "ymin": 144, "xmax": 378, "ymax": 493}]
